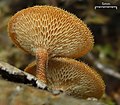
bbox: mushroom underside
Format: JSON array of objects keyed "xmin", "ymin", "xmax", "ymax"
[{"xmin": 25, "ymin": 57, "xmax": 105, "ymax": 99}]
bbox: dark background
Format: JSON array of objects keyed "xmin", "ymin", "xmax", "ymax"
[{"xmin": 0, "ymin": 0, "xmax": 120, "ymax": 104}]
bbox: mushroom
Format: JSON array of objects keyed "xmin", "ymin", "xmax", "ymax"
[
  {"xmin": 8, "ymin": 6, "xmax": 94, "ymax": 83},
  {"xmin": 25, "ymin": 57, "xmax": 105, "ymax": 99}
]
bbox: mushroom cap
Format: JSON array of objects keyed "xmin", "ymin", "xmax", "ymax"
[
  {"xmin": 8, "ymin": 6, "xmax": 94, "ymax": 58},
  {"xmin": 25, "ymin": 58, "xmax": 105, "ymax": 99},
  {"xmin": 47, "ymin": 58, "xmax": 105, "ymax": 99}
]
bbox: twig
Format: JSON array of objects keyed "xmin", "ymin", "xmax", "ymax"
[{"xmin": 86, "ymin": 53, "xmax": 120, "ymax": 79}]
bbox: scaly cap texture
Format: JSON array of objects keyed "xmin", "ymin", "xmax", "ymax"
[
  {"xmin": 25, "ymin": 58, "xmax": 105, "ymax": 99},
  {"xmin": 8, "ymin": 5, "xmax": 94, "ymax": 58}
]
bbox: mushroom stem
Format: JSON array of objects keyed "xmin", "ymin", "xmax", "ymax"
[{"xmin": 35, "ymin": 48, "xmax": 48, "ymax": 84}]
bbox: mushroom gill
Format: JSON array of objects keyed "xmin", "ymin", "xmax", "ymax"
[
  {"xmin": 25, "ymin": 58, "xmax": 105, "ymax": 99},
  {"xmin": 8, "ymin": 6, "xmax": 94, "ymax": 83}
]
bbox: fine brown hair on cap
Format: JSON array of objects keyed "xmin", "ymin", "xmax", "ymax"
[
  {"xmin": 8, "ymin": 5, "xmax": 94, "ymax": 83},
  {"xmin": 25, "ymin": 58, "xmax": 105, "ymax": 99}
]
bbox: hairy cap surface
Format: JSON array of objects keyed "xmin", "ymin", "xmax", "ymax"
[
  {"xmin": 8, "ymin": 6, "xmax": 94, "ymax": 58},
  {"xmin": 25, "ymin": 58, "xmax": 105, "ymax": 99}
]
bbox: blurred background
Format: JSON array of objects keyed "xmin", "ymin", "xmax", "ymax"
[{"xmin": 0, "ymin": 0, "xmax": 120, "ymax": 104}]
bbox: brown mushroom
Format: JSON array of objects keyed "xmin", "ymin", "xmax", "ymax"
[
  {"xmin": 25, "ymin": 58, "xmax": 105, "ymax": 99},
  {"xmin": 8, "ymin": 6, "xmax": 94, "ymax": 83}
]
